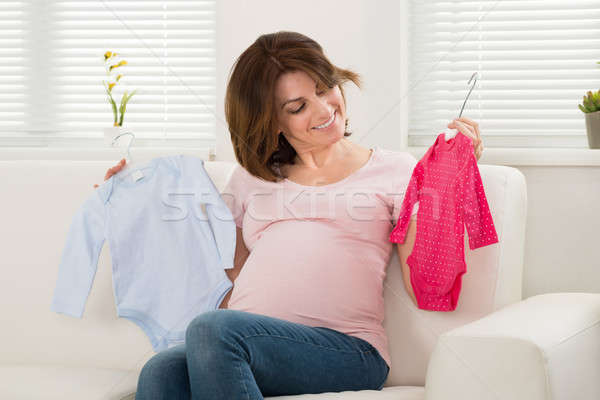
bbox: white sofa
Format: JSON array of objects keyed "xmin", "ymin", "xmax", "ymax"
[{"xmin": 0, "ymin": 157, "xmax": 598, "ymax": 400}]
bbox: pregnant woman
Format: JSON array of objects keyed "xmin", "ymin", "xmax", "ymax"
[{"xmin": 95, "ymin": 31, "xmax": 483, "ymax": 399}]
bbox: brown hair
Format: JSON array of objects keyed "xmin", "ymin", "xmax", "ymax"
[{"xmin": 224, "ymin": 31, "xmax": 362, "ymax": 182}]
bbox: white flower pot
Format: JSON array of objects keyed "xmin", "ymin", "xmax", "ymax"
[{"xmin": 103, "ymin": 126, "xmax": 134, "ymax": 147}]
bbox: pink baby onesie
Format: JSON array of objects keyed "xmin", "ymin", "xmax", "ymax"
[{"xmin": 389, "ymin": 131, "xmax": 499, "ymax": 311}]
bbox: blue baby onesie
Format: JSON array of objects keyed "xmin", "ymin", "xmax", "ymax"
[{"xmin": 50, "ymin": 154, "xmax": 236, "ymax": 352}]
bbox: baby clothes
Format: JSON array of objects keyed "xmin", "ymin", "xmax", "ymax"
[
  {"xmin": 51, "ymin": 154, "xmax": 236, "ymax": 352},
  {"xmin": 389, "ymin": 132, "xmax": 499, "ymax": 311}
]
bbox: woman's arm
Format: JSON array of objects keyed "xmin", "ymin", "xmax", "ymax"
[
  {"xmin": 219, "ymin": 226, "xmax": 250, "ymax": 309},
  {"xmin": 395, "ymin": 218, "xmax": 418, "ymax": 307}
]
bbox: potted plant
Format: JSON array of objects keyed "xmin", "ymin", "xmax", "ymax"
[
  {"xmin": 578, "ymin": 61, "xmax": 600, "ymax": 149},
  {"xmin": 102, "ymin": 51, "xmax": 137, "ymax": 146}
]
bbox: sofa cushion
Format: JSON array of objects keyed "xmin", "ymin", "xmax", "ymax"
[
  {"xmin": 264, "ymin": 386, "xmax": 425, "ymax": 399},
  {"xmin": 0, "ymin": 364, "xmax": 425, "ymax": 400},
  {"xmin": 0, "ymin": 364, "xmax": 138, "ymax": 400}
]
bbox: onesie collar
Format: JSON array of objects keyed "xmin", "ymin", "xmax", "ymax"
[{"xmin": 436, "ymin": 132, "xmax": 459, "ymax": 151}]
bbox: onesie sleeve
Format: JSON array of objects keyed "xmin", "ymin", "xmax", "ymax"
[
  {"xmin": 462, "ymin": 154, "xmax": 499, "ymax": 250},
  {"xmin": 391, "ymin": 152, "xmax": 420, "ymax": 226},
  {"xmin": 185, "ymin": 156, "xmax": 236, "ymax": 271},
  {"xmin": 204, "ymin": 173, "xmax": 236, "ymax": 270},
  {"xmin": 221, "ymin": 164, "xmax": 247, "ymax": 229},
  {"xmin": 50, "ymin": 189, "xmax": 106, "ymax": 318},
  {"xmin": 389, "ymin": 161, "xmax": 423, "ymax": 244}
]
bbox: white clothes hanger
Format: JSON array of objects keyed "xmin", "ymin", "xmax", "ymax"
[
  {"xmin": 111, "ymin": 131, "xmax": 158, "ymax": 182},
  {"xmin": 442, "ymin": 72, "xmax": 479, "ymax": 141}
]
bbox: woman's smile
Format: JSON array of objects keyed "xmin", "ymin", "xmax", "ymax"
[{"xmin": 312, "ymin": 110, "xmax": 336, "ymax": 130}]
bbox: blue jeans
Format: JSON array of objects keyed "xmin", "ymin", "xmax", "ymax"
[{"xmin": 135, "ymin": 309, "xmax": 390, "ymax": 399}]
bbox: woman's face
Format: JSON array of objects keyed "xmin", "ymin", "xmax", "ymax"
[{"xmin": 274, "ymin": 70, "xmax": 346, "ymax": 153}]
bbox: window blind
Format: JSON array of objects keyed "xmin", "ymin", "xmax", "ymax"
[
  {"xmin": 1, "ymin": 0, "xmax": 217, "ymax": 147},
  {"xmin": 0, "ymin": 1, "xmax": 27, "ymax": 135},
  {"xmin": 408, "ymin": 0, "xmax": 600, "ymax": 148}
]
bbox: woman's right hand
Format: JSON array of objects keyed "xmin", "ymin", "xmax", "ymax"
[{"xmin": 93, "ymin": 158, "xmax": 127, "ymax": 189}]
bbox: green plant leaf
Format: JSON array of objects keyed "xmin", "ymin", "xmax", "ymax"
[
  {"xmin": 124, "ymin": 89, "xmax": 137, "ymax": 105},
  {"xmin": 117, "ymin": 90, "xmax": 128, "ymax": 126},
  {"xmin": 119, "ymin": 90, "xmax": 128, "ymax": 110},
  {"xmin": 586, "ymin": 91, "xmax": 599, "ymax": 112},
  {"xmin": 104, "ymin": 83, "xmax": 118, "ymax": 125},
  {"xmin": 119, "ymin": 100, "xmax": 128, "ymax": 126},
  {"xmin": 593, "ymin": 92, "xmax": 600, "ymax": 110},
  {"xmin": 119, "ymin": 89, "xmax": 137, "ymax": 126}
]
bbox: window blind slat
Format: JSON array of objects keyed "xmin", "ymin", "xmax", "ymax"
[
  {"xmin": 52, "ymin": 1, "xmax": 215, "ymax": 12},
  {"xmin": 412, "ymin": 0, "xmax": 600, "ymax": 13}
]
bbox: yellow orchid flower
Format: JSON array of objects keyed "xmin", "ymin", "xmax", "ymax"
[
  {"xmin": 116, "ymin": 74, "xmax": 123, "ymax": 82},
  {"xmin": 108, "ymin": 82, "xmax": 116, "ymax": 91},
  {"xmin": 109, "ymin": 60, "xmax": 127, "ymax": 72},
  {"xmin": 104, "ymin": 51, "xmax": 119, "ymax": 61}
]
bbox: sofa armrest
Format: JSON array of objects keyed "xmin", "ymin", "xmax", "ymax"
[{"xmin": 424, "ymin": 293, "xmax": 600, "ymax": 400}]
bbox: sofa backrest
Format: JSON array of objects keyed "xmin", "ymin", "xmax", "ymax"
[
  {"xmin": 383, "ymin": 164, "xmax": 527, "ymax": 387},
  {"xmin": 0, "ymin": 158, "xmax": 527, "ymax": 389}
]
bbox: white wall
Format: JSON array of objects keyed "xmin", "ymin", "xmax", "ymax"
[
  {"xmin": 214, "ymin": 0, "xmax": 600, "ymax": 298},
  {"xmin": 518, "ymin": 166, "xmax": 600, "ymax": 297},
  {"xmin": 215, "ymin": 0, "xmax": 404, "ymax": 160}
]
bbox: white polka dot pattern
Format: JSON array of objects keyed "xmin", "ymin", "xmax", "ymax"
[{"xmin": 388, "ymin": 132, "xmax": 499, "ymax": 311}]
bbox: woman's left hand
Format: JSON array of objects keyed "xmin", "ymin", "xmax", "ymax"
[{"xmin": 447, "ymin": 117, "xmax": 484, "ymax": 161}]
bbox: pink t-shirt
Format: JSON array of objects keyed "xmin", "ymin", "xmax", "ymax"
[{"xmin": 220, "ymin": 145, "xmax": 418, "ymax": 369}]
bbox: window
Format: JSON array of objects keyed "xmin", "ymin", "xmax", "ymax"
[
  {"xmin": 0, "ymin": 0, "xmax": 217, "ymax": 148},
  {"xmin": 407, "ymin": 0, "xmax": 600, "ymax": 148}
]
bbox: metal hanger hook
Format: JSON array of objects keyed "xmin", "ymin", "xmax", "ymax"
[
  {"xmin": 111, "ymin": 131, "xmax": 135, "ymax": 161},
  {"xmin": 458, "ymin": 72, "xmax": 479, "ymax": 119}
]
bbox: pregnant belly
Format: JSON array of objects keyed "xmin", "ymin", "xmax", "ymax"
[{"xmin": 227, "ymin": 223, "xmax": 385, "ymax": 328}]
